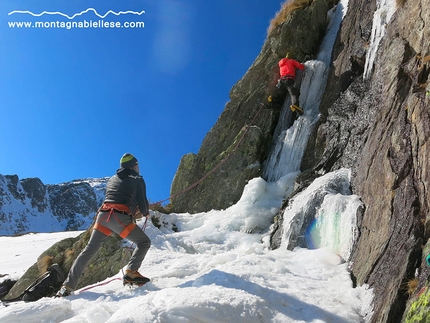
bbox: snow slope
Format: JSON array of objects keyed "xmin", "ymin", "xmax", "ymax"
[{"xmin": 0, "ymin": 173, "xmax": 373, "ymax": 323}]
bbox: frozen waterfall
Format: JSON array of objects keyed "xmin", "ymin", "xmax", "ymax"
[
  {"xmin": 262, "ymin": 1, "xmax": 362, "ymax": 260},
  {"xmin": 280, "ymin": 168, "xmax": 363, "ymax": 261},
  {"xmin": 263, "ymin": 0, "xmax": 349, "ymax": 182},
  {"xmin": 363, "ymin": 0, "xmax": 397, "ymax": 79}
]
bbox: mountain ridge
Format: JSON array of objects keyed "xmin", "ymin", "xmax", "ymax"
[{"xmin": 0, "ymin": 174, "xmax": 107, "ymax": 235}]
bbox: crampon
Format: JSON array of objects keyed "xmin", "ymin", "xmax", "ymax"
[
  {"xmin": 123, "ymin": 279, "xmax": 148, "ymax": 287},
  {"xmin": 122, "ymin": 270, "xmax": 150, "ymax": 287}
]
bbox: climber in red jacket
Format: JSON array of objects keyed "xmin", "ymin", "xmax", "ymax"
[{"xmin": 268, "ymin": 53, "xmax": 305, "ymax": 114}]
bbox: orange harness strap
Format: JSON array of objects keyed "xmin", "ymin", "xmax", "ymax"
[
  {"xmin": 119, "ymin": 223, "xmax": 136, "ymax": 238},
  {"xmin": 93, "ymin": 203, "xmax": 135, "ymax": 238},
  {"xmin": 94, "ymin": 222, "xmax": 135, "ymax": 238},
  {"xmin": 100, "ymin": 203, "xmax": 131, "ymax": 214},
  {"xmin": 94, "ymin": 222, "xmax": 112, "ymax": 236}
]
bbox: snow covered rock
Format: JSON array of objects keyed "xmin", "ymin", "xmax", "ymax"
[{"xmin": 3, "ymin": 227, "xmax": 129, "ymax": 300}]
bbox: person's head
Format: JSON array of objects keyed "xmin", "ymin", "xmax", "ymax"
[{"xmin": 120, "ymin": 153, "xmax": 139, "ymax": 173}]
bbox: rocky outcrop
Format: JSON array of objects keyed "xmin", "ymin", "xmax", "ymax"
[
  {"xmin": 48, "ymin": 181, "xmax": 101, "ymax": 230},
  {"xmin": 170, "ymin": 0, "xmax": 335, "ymax": 213},
  {"xmin": 3, "ymin": 225, "xmax": 130, "ymax": 300},
  {"xmin": 0, "ymin": 175, "xmax": 107, "ymax": 235},
  {"xmin": 20, "ymin": 178, "xmax": 47, "ymax": 213}
]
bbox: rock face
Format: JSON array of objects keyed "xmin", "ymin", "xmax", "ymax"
[
  {"xmin": 271, "ymin": 1, "xmax": 429, "ymax": 322},
  {"xmin": 170, "ymin": 0, "xmax": 334, "ymax": 213},
  {"xmin": 299, "ymin": 1, "xmax": 429, "ymax": 322},
  {"xmin": 0, "ymin": 175, "xmax": 107, "ymax": 235}
]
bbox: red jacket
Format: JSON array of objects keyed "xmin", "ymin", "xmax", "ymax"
[{"xmin": 278, "ymin": 58, "xmax": 305, "ymax": 78}]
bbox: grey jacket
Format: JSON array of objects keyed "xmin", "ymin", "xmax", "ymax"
[{"xmin": 104, "ymin": 167, "xmax": 149, "ymax": 216}]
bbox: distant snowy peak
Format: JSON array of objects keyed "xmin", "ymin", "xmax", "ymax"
[{"xmin": 0, "ymin": 174, "xmax": 108, "ymax": 236}]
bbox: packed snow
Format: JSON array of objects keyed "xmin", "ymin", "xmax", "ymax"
[{"xmin": 0, "ymin": 171, "xmax": 373, "ymax": 322}]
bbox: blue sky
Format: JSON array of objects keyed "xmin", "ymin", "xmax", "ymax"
[{"xmin": 1, "ymin": 0, "xmax": 283, "ymax": 204}]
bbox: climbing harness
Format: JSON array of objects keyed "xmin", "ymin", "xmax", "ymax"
[
  {"xmin": 93, "ymin": 203, "xmax": 136, "ymax": 239},
  {"xmin": 76, "ymin": 217, "xmax": 149, "ymax": 294}
]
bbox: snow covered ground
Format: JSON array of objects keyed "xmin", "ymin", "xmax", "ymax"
[{"xmin": 0, "ymin": 173, "xmax": 373, "ymax": 323}]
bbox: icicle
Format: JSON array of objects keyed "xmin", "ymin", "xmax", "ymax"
[{"xmin": 363, "ymin": 0, "xmax": 397, "ymax": 79}]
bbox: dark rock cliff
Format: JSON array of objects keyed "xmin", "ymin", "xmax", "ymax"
[
  {"xmin": 299, "ymin": 1, "xmax": 429, "ymax": 322},
  {"xmin": 270, "ymin": 0, "xmax": 429, "ymax": 322}
]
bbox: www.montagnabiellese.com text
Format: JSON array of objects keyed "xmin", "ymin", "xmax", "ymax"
[{"xmin": 8, "ymin": 20, "xmax": 144, "ymax": 29}]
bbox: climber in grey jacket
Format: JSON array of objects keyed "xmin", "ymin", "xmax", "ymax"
[{"xmin": 57, "ymin": 153, "xmax": 151, "ymax": 296}]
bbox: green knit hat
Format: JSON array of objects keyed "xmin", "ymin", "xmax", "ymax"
[{"xmin": 120, "ymin": 153, "xmax": 138, "ymax": 169}]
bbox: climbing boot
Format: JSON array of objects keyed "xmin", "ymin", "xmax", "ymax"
[
  {"xmin": 123, "ymin": 270, "xmax": 150, "ymax": 286},
  {"xmin": 290, "ymin": 104, "xmax": 304, "ymax": 115},
  {"xmin": 55, "ymin": 285, "xmax": 73, "ymax": 297}
]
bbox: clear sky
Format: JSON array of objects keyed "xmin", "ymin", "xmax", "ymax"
[{"xmin": 1, "ymin": 0, "xmax": 284, "ymax": 204}]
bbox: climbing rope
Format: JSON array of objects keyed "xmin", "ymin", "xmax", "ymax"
[
  {"xmin": 151, "ymin": 101, "xmax": 267, "ymax": 206},
  {"xmin": 73, "ymin": 102, "xmax": 267, "ymax": 295},
  {"xmin": 76, "ymin": 217, "xmax": 149, "ymax": 294}
]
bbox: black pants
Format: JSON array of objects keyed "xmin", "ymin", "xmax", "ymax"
[{"xmin": 277, "ymin": 77, "xmax": 299, "ymax": 107}]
